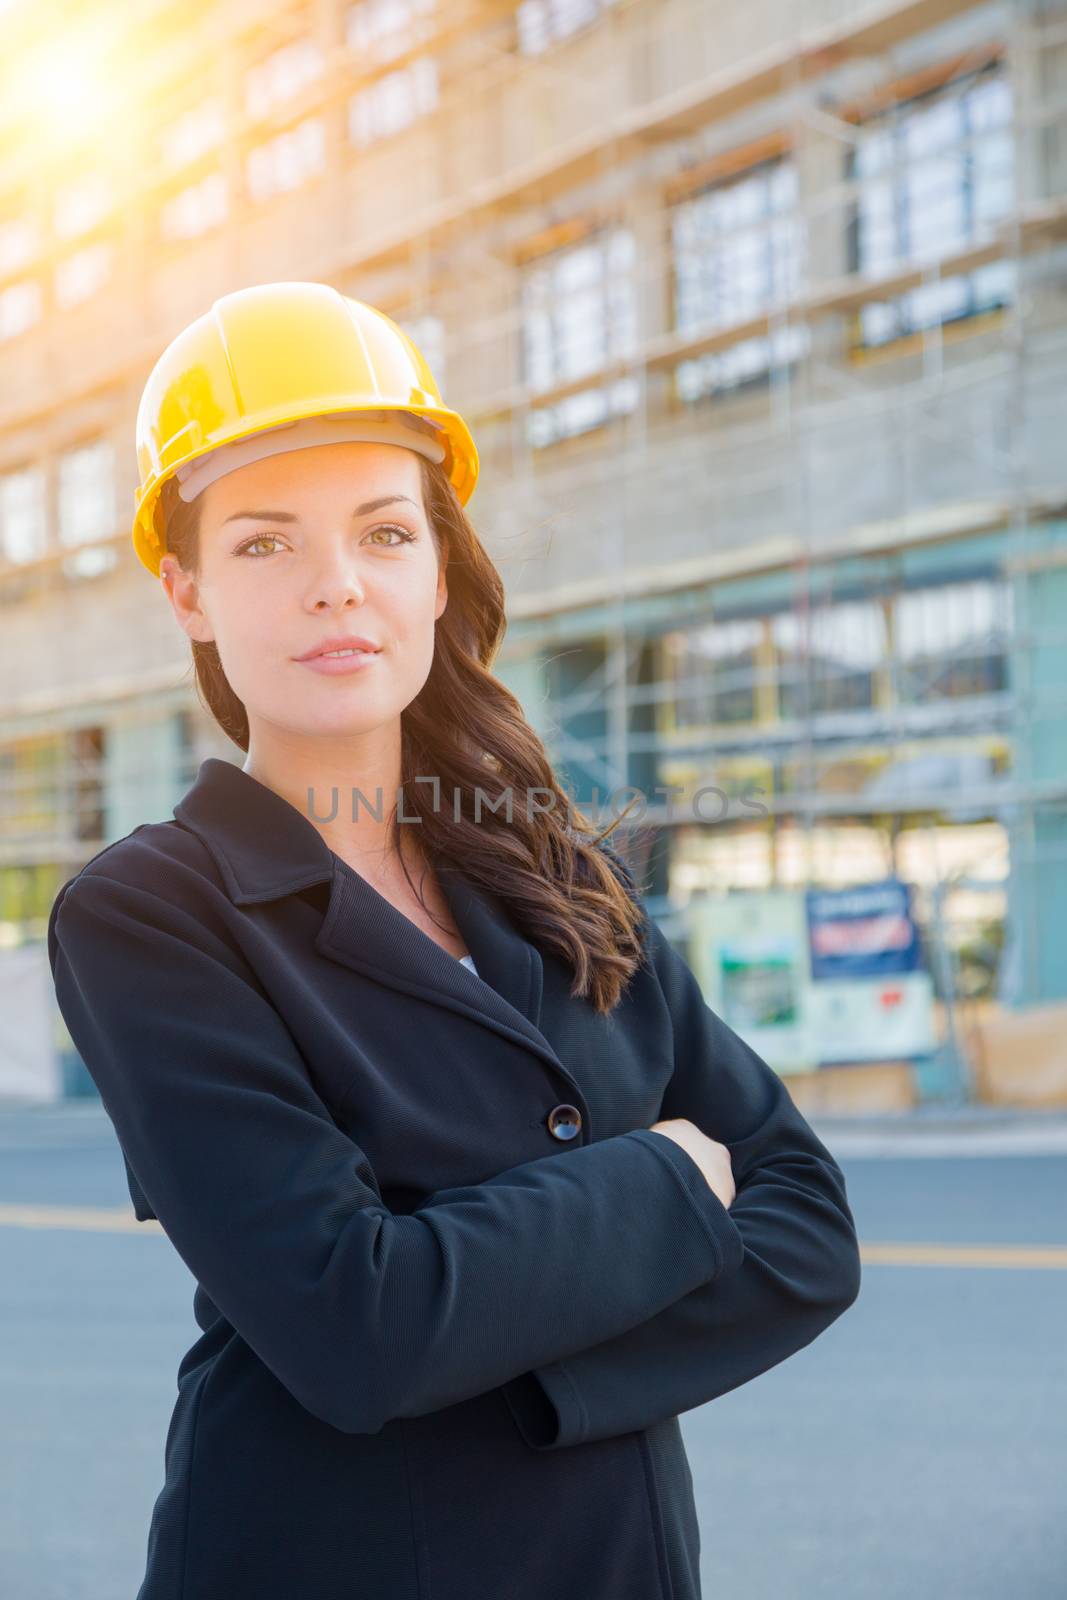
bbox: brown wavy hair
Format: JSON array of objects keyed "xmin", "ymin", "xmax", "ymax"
[{"xmin": 157, "ymin": 456, "xmax": 648, "ymax": 1014}]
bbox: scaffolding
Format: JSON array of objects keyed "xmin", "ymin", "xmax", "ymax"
[{"xmin": 2, "ymin": 0, "xmax": 1067, "ymax": 1090}]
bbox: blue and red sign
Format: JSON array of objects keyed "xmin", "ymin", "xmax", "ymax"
[{"xmin": 805, "ymin": 879, "xmax": 922, "ymax": 982}]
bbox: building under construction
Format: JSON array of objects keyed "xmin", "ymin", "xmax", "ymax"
[{"xmin": 2, "ymin": 0, "xmax": 1066, "ymax": 1103}]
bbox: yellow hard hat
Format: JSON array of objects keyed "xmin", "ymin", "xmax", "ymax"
[{"xmin": 132, "ymin": 281, "xmax": 479, "ymax": 577}]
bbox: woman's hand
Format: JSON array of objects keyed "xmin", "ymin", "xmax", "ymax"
[{"xmin": 648, "ymin": 1118, "xmax": 736, "ymax": 1212}]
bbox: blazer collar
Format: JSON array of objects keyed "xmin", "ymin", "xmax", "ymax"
[
  {"xmin": 174, "ymin": 757, "xmax": 336, "ymax": 905},
  {"xmin": 172, "ymin": 759, "xmax": 579, "ymax": 1093}
]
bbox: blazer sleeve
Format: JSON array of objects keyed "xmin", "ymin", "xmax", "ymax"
[
  {"xmin": 47, "ymin": 866, "xmax": 747, "ymax": 1438},
  {"xmin": 499, "ymin": 911, "xmax": 863, "ymax": 1451}
]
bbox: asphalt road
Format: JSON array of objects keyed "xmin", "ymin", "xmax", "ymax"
[{"xmin": 0, "ymin": 1101, "xmax": 1064, "ymax": 1600}]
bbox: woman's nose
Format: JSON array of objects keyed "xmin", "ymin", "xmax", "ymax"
[{"xmin": 305, "ymin": 552, "xmax": 367, "ymax": 611}]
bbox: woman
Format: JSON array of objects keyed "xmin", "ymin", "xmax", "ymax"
[{"xmin": 48, "ymin": 282, "xmax": 861, "ymax": 1600}]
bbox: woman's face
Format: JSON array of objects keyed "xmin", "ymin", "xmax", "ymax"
[{"xmin": 164, "ymin": 440, "xmax": 448, "ymax": 743}]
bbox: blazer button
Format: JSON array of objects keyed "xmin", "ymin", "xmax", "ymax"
[{"xmin": 547, "ymin": 1104, "xmax": 582, "ymax": 1141}]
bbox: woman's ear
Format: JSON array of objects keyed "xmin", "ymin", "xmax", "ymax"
[{"xmin": 160, "ymin": 556, "xmax": 216, "ymax": 645}]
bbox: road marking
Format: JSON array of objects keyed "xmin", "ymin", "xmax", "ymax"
[
  {"xmin": 860, "ymin": 1242, "xmax": 1067, "ymax": 1268},
  {"xmin": 0, "ymin": 1203, "xmax": 162, "ymax": 1234},
  {"xmin": 1, "ymin": 1205, "xmax": 1066, "ymax": 1266}
]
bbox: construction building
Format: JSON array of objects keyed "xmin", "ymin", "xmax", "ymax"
[{"xmin": 1, "ymin": 0, "xmax": 1066, "ymax": 1106}]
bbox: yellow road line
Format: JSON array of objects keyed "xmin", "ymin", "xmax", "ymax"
[
  {"xmin": 860, "ymin": 1242, "xmax": 1067, "ymax": 1268},
  {"xmin": 1, "ymin": 1205, "xmax": 1067, "ymax": 1266},
  {"xmin": 0, "ymin": 1203, "xmax": 162, "ymax": 1234}
]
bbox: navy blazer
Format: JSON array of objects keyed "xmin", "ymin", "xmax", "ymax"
[{"xmin": 47, "ymin": 756, "xmax": 861, "ymax": 1600}]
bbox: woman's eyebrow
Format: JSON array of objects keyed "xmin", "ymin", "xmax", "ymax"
[{"xmin": 222, "ymin": 495, "xmax": 418, "ymax": 525}]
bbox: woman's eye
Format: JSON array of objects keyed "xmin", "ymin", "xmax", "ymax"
[
  {"xmin": 236, "ymin": 534, "xmax": 284, "ymax": 558},
  {"xmin": 366, "ymin": 525, "xmax": 416, "ymax": 547}
]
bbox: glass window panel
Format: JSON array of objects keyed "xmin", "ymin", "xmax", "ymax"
[
  {"xmin": 859, "ymin": 300, "xmax": 899, "ymax": 345},
  {"xmin": 399, "ymin": 313, "xmax": 445, "ymax": 391},
  {"xmin": 516, "ymin": 0, "xmax": 550, "ymax": 54},
  {"xmin": 0, "ymin": 466, "xmax": 46, "ymax": 564},
  {"xmin": 719, "ymin": 230, "xmax": 770, "ymax": 321},
  {"xmin": 348, "ymin": 0, "xmax": 435, "ymax": 61},
  {"xmin": 774, "ymin": 601, "xmax": 884, "ymax": 714},
  {"xmin": 972, "ymin": 131, "xmax": 1014, "ymax": 224},
  {"xmin": 524, "ymin": 373, "xmax": 636, "ymax": 448},
  {"xmin": 905, "ymin": 155, "xmax": 967, "ymax": 259},
  {"xmin": 854, "ymin": 126, "xmax": 893, "ymax": 178},
  {"xmin": 53, "ymin": 174, "xmax": 111, "ymax": 240},
  {"xmin": 163, "ymin": 98, "xmax": 226, "ymax": 168},
  {"xmin": 972, "ymin": 259, "xmax": 1014, "ymax": 308},
  {"xmin": 517, "ymin": 0, "xmax": 605, "ymax": 53},
  {"xmin": 58, "ymin": 441, "xmax": 115, "ymax": 547},
  {"xmin": 770, "ymin": 216, "xmax": 803, "ymax": 300},
  {"xmin": 247, "ymin": 117, "xmax": 325, "ymax": 199},
  {"xmin": 521, "ymin": 228, "xmax": 635, "ymax": 395},
  {"xmin": 0, "ymin": 217, "xmax": 38, "ymax": 275},
  {"xmin": 245, "ymin": 37, "xmax": 324, "ymax": 121},
  {"xmin": 54, "ymin": 242, "xmax": 111, "ymax": 308},
  {"xmin": 558, "ymin": 386, "xmax": 607, "ymax": 431},
  {"xmin": 0, "ymin": 280, "xmax": 41, "ymax": 339},
  {"xmin": 672, "ymin": 159, "xmax": 802, "ymax": 340},
  {"xmin": 905, "ymin": 274, "xmax": 971, "ymax": 328},
  {"xmin": 668, "ymin": 618, "xmax": 762, "ymax": 727},
  {"xmin": 723, "ymin": 172, "xmax": 767, "ymax": 228},
  {"xmin": 905, "ymin": 96, "xmax": 963, "ymax": 160},
  {"xmin": 161, "ymin": 172, "xmax": 229, "ymax": 240},
  {"xmin": 348, "ymin": 59, "xmax": 437, "ymax": 146},
  {"xmin": 675, "ymin": 358, "xmax": 703, "ymax": 402},
  {"xmin": 607, "ymin": 375, "xmax": 639, "ymax": 412},
  {"xmin": 772, "ymin": 322, "xmax": 810, "ymax": 364},
  {"xmin": 606, "ymin": 228, "xmax": 635, "ymax": 273},
  {"xmin": 895, "ymin": 578, "xmax": 1011, "ymax": 701},
  {"xmin": 768, "ymin": 161, "xmax": 798, "ymax": 211},
  {"xmin": 674, "ymin": 322, "xmax": 809, "ymax": 399},
  {"xmin": 853, "ymin": 68, "xmax": 1014, "ymax": 346},
  {"xmin": 857, "ymin": 180, "xmax": 898, "ymax": 272},
  {"xmin": 968, "ymin": 74, "xmax": 1012, "ymax": 131},
  {"xmin": 556, "ymin": 243, "xmax": 601, "ymax": 293}
]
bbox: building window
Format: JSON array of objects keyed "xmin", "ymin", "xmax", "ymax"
[
  {"xmin": 71, "ymin": 726, "xmax": 107, "ymax": 843},
  {"xmin": 162, "ymin": 97, "xmax": 227, "ymax": 169},
  {"xmin": 666, "ymin": 618, "xmax": 763, "ymax": 728},
  {"xmin": 54, "ymin": 242, "xmax": 112, "ymax": 309},
  {"xmin": 161, "ymin": 172, "xmax": 229, "ymax": 240},
  {"xmin": 53, "ymin": 173, "xmax": 112, "ymax": 241},
  {"xmin": 521, "ymin": 226, "xmax": 639, "ymax": 446},
  {"xmin": 399, "ymin": 312, "xmax": 446, "ymax": 391},
  {"xmin": 849, "ymin": 65, "xmax": 1014, "ymax": 347},
  {"xmin": 543, "ymin": 639, "xmax": 609, "ymax": 805},
  {"xmin": 0, "ymin": 733, "xmax": 64, "ymax": 844},
  {"xmin": 774, "ymin": 599, "xmax": 885, "ymax": 717},
  {"xmin": 0, "ymin": 216, "xmax": 38, "ymax": 276},
  {"xmin": 517, "ymin": 0, "xmax": 619, "ymax": 55},
  {"xmin": 245, "ymin": 37, "xmax": 325, "ymax": 122},
  {"xmin": 346, "ymin": 0, "xmax": 436, "ymax": 63},
  {"xmin": 58, "ymin": 439, "xmax": 115, "ymax": 555},
  {"xmin": 0, "ymin": 279, "xmax": 42, "ymax": 340},
  {"xmin": 0, "ymin": 466, "xmax": 46, "ymax": 564},
  {"xmin": 246, "ymin": 117, "xmax": 326, "ymax": 202},
  {"xmin": 894, "ymin": 577, "xmax": 1012, "ymax": 702},
  {"xmin": 671, "ymin": 157, "xmax": 808, "ymax": 399},
  {"xmin": 347, "ymin": 57, "xmax": 438, "ymax": 147}
]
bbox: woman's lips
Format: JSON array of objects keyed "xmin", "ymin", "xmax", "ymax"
[{"xmin": 297, "ymin": 648, "xmax": 381, "ymax": 676}]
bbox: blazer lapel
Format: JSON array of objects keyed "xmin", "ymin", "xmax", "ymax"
[
  {"xmin": 174, "ymin": 758, "xmax": 579, "ymax": 1095},
  {"xmin": 314, "ymin": 854, "xmax": 562, "ymax": 1073}
]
